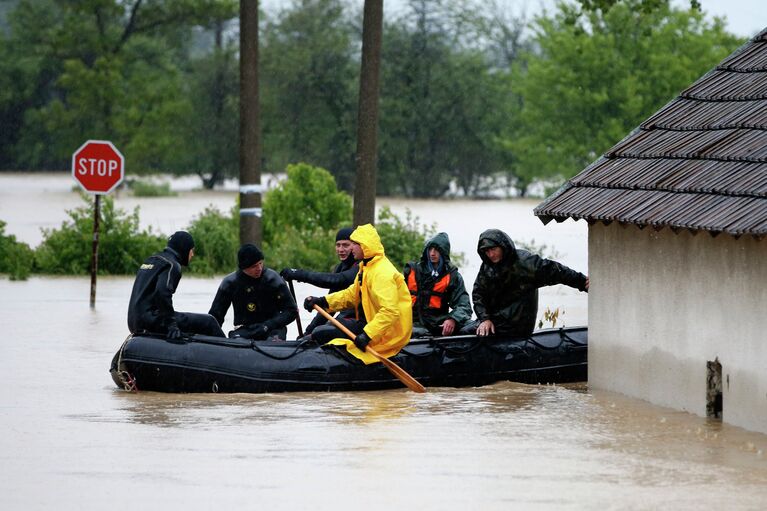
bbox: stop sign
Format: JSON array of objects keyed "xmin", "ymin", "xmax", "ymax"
[{"xmin": 71, "ymin": 140, "xmax": 125, "ymax": 194}]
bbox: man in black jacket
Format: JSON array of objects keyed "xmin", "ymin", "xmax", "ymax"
[
  {"xmin": 280, "ymin": 227, "xmax": 358, "ymax": 335},
  {"xmin": 209, "ymin": 244, "xmax": 298, "ymax": 340},
  {"xmin": 127, "ymin": 231, "xmax": 224, "ymax": 339},
  {"xmin": 465, "ymin": 228, "xmax": 589, "ymax": 338}
]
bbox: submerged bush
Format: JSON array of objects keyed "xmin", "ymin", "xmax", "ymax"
[
  {"xmin": 127, "ymin": 178, "xmax": 177, "ymax": 197},
  {"xmin": 263, "ymin": 163, "xmax": 352, "ymax": 243},
  {"xmin": 259, "ymin": 163, "xmax": 352, "ymax": 272},
  {"xmin": 375, "ymin": 206, "xmax": 437, "ymax": 270},
  {"xmin": 186, "ymin": 204, "xmax": 239, "ymax": 275},
  {"xmin": 35, "ymin": 194, "xmax": 165, "ymax": 275},
  {"xmin": 0, "ymin": 221, "xmax": 34, "ymax": 280}
]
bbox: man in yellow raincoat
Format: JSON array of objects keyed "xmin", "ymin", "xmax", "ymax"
[{"xmin": 303, "ymin": 224, "xmax": 413, "ymax": 365}]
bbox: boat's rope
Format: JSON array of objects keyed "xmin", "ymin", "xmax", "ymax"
[
  {"xmin": 115, "ymin": 334, "xmax": 139, "ymax": 392},
  {"xmin": 522, "ymin": 335, "xmax": 563, "ymax": 350},
  {"xmin": 249, "ymin": 337, "xmax": 318, "ymax": 360},
  {"xmin": 399, "ymin": 336, "xmax": 488, "ymax": 357}
]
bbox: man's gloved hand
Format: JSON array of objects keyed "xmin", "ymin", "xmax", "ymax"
[
  {"xmin": 303, "ymin": 296, "xmax": 328, "ymax": 313},
  {"xmin": 353, "ymin": 331, "xmax": 371, "ymax": 352},
  {"xmin": 167, "ymin": 323, "xmax": 182, "ymax": 340},
  {"xmin": 248, "ymin": 324, "xmax": 271, "ymax": 341},
  {"xmin": 280, "ymin": 268, "xmax": 306, "ymax": 282}
]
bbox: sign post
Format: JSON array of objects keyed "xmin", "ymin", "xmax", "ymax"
[{"xmin": 71, "ymin": 140, "xmax": 125, "ymax": 308}]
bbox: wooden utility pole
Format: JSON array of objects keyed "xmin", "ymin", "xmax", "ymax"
[
  {"xmin": 353, "ymin": 0, "xmax": 383, "ymax": 227},
  {"xmin": 239, "ymin": 0, "xmax": 262, "ymax": 244}
]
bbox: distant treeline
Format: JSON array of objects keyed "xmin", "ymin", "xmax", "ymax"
[{"xmin": 0, "ymin": 0, "xmax": 743, "ymax": 197}]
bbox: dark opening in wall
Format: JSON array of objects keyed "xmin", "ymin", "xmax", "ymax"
[{"xmin": 707, "ymin": 359, "xmax": 723, "ymax": 419}]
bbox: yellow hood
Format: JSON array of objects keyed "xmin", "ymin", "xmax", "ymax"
[{"xmin": 351, "ymin": 224, "xmax": 384, "ymax": 259}]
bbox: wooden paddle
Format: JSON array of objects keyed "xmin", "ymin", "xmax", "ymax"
[
  {"xmin": 313, "ymin": 304, "xmax": 426, "ymax": 393},
  {"xmin": 287, "ymin": 280, "xmax": 304, "ymax": 337}
]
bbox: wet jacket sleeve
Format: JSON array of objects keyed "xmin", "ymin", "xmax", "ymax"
[
  {"xmin": 448, "ymin": 272, "xmax": 473, "ymax": 324},
  {"xmin": 153, "ymin": 263, "xmax": 179, "ymax": 326},
  {"xmin": 531, "ymin": 255, "xmax": 588, "ymax": 291},
  {"xmin": 264, "ymin": 278, "xmax": 298, "ymax": 330},
  {"xmin": 304, "ymin": 313, "xmax": 328, "ymax": 334},
  {"xmin": 326, "ymin": 278, "xmax": 360, "ymax": 313},
  {"xmin": 299, "ymin": 266, "xmax": 358, "ymax": 290},
  {"xmin": 208, "ymin": 280, "xmax": 233, "ymax": 326},
  {"xmin": 472, "ymin": 277, "xmax": 490, "ymax": 322}
]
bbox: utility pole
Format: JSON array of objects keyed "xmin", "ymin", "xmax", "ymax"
[
  {"xmin": 353, "ymin": 0, "xmax": 383, "ymax": 227},
  {"xmin": 239, "ymin": 0, "xmax": 262, "ymax": 244}
]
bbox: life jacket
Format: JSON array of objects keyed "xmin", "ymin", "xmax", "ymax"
[{"xmin": 406, "ymin": 264, "xmax": 451, "ymax": 312}]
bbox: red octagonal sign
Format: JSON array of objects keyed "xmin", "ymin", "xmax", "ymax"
[{"xmin": 71, "ymin": 140, "xmax": 125, "ymax": 194}]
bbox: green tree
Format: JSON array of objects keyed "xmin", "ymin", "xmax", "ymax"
[
  {"xmin": 377, "ymin": 0, "xmax": 511, "ymax": 197},
  {"xmin": 506, "ymin": 1, "xmax": 742, "ymax": 193},
  {"xmin": 262, "ymin": 162, "xmax": 352, "ymax": 242},
  {"xmin": 0, "ymin": 0, "xmax": 237, "ymax": 172},
  {"xmin": 260, "ymin": 0, "xmax": 357, "ymax": 187},
  {"xmin": 175, "ymin": 19, "xmax": 239, "ymax": 188}
]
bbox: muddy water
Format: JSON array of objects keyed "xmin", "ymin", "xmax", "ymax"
[{"xmin": 1, "ymin": 173, "xmax": 767, "ymax": 509}]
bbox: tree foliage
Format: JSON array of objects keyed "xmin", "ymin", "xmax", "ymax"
[
  {"xmin": 260, "ymin": 0, "xmax": 357, "ymax": 186},
  {"xmin": 0, "ymin": 0, "xmax": 746, "ymax": 198},
  {"xmin": 0, "ymin": 219, "xmax": 34, "ymax": 280},
  {"xmin": 34, "ymin": 194, "xmax": 165, "ymax": 275},
  {"xmin": 262, "ymin": 162, "xmax": 352, "ymax": 242},
  {"xmin": 0, "ymin": 0, "xmax": 237, "ymax": 176},
  {"xmin": 377, "ymin": 0, "xmax": 511, "ymax": 197},
  {"xmin": 505, "ymin": 0, "xmax": 743, "ymax": 192}
]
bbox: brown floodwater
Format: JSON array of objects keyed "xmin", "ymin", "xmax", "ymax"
[{"xmin": 1, "ymin": 174, "xmax": 767, "ymax": 509}]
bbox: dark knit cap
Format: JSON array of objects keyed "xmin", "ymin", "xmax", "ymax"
[
  {"xmin": 335, "ymin": 227, "xmax": 354, "ymax": 242},
  {"xmin": 238, "ymin": 243, "xmax": 264, "ymax": 269},
  {"xmin": 167, "ymin": 231, "xmax": 195, "ymax": 266}
]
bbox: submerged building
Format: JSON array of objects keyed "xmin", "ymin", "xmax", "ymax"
[{"xmin": 535, "ymin": 28, "xmax": 767, "ymax": 434}]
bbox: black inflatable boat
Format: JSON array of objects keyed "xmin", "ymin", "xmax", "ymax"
[{"xmin": 110, "ymin": 326, "xmax": 587, "ymax": 393}]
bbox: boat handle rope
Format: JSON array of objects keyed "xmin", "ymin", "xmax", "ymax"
[
  {"xmin": 248, "ymin": 337, "xmax": 318, "ymax": 360},
  {"xmin": 399, "ymin": 336, "xmax": 488, "ymax": 358},
  {"xmin": 115, "ymin": 335, "xmax": 139, "ymax": 392}
]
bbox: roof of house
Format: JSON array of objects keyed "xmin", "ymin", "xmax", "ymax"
[{"xmin": 534, "ymin": 27, "xmax": 767, "ymax": 238}]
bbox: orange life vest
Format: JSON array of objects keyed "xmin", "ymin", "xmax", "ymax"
[{"xmin": 406, "ymin": 266, "xmax": 451, "ymax": 312}]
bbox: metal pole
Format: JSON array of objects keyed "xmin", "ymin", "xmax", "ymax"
[{"xmin": 89, "ymin": 195, "xmax": 100, "ymax": 308}]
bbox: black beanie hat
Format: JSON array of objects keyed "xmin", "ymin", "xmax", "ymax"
[
  {"xmin": 336, "ymin": 227, "xmax": 354, "ymax": 242},
  {"xmin": 238, "ymin": 243, "xmax": 264, "ymax": 270},
  {"xmin": 167, "ymin": 231, "xmax": 195, "ymax": 266}
]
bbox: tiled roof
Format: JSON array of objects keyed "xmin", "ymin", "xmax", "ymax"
[{"xmin": 535, "ymin": 27, "xmax": 767, "ymax": 238}]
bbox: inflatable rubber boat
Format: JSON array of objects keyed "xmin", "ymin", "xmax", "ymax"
[{"xmin": 110, "ymin": 326, "xmax": 587, "ymax": 393}]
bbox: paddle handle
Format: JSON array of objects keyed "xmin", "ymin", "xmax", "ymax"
[
  {"xmin": 287, "ymin": 280, "xmax": 304, "ymax": 337},
  {"xmin": 313, "ymin": 304, "xmax": 425, "ymax": 393}
]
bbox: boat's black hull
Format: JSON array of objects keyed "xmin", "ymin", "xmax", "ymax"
[{"xmin": 110, "ymin": 327, "xmax": 587, "ymax": 393}]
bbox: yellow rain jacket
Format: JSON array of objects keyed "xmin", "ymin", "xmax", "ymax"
[{"xmin": 326, "ymin": 224, "xmax": 413, "ymax": 364}]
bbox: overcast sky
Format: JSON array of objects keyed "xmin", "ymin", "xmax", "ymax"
[{"xmin": 263, "ymin": 0, "xmax": 763, "ymax": 38}]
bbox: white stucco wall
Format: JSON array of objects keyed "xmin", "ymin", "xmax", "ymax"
[{"xmin": 589, "ymin": 223, "xmax": 767, "ymax": 434}]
